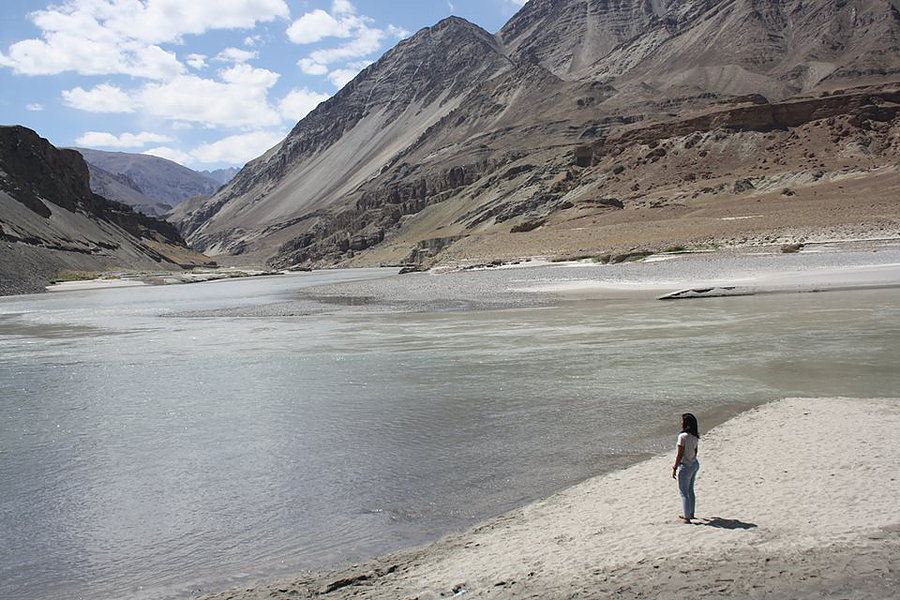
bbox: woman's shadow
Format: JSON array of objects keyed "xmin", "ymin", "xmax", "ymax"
[{"xmin": 694, "ymin": 517, "xmax": 757, "ymax": 529}]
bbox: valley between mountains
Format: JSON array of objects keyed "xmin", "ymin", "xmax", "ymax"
[{"xmin": 2, "ymin": 0, "xmax": 899, "ymax": 292}]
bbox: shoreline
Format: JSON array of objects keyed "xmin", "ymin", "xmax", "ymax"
[
  {"xmin": 12, "ymin": 236, "xmax": 897, "ymax": 300},
  {"xmin": 41, "ymin": 267, "xmax": 285, "ymax": 294},
  {"xmin": 197, "ymin": 397, "xmax": 900, "ymax": 599},
  {"xmin": 167, "ymin": 241, "xmax": 900, "ymax": 319}
]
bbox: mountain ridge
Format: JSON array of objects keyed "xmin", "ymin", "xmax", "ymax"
[
  {"xmin": 1, "ymin": 126, "xmax": 208, "ymax": 294},
  {"xmin": 175, "ymin": 0, "xmax": 900, "ymax": 269},
  {"xmin": 73, "ymin": 148, "xmax": 225, "ymax": 216}
]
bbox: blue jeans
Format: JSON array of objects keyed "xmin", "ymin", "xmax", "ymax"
[{"xmin": 677, "ymin": 460, "xmax": 699, "ymax": 518}]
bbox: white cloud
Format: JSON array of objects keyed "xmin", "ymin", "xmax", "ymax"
[
  {"xmin": 214, "ymin": 47, "xmax": 258, "ymax": 64},
  {"xmin": 279, "ymin": 88, "xmax": 330, "ymax": 121},
  {"xmin": 190, "ymin": 130, "xmax": 285, "ymax": 164},
  {"xmin": 75, "ymin": 131, "xmax": 174, "ymax": 148},
  {"xmin": 1, "ymin": 34, "xmax": 184, "ymax": 80},
  {"xmin": 25, "ymin": 103, "xmax": 44, "ymax": 111},
  {"xmin": 141, "ymin": 130, "xmax": 286, "ymax": 166},
  {"xmin": 286, "ymin": 1, "xmax": 406, "ymax": 89},
  {"xmin": 286, "ymin": 9, "xmax": 348, "ymax": 44},
  {"xmin": 0, "ymin": 0, "xmax": 289, "ymax": 79},
  {"xmin": 62, "ymin": 65, "xmax": 285, "ymax": 128},
  {"xmin": 143, "ymin": 146, "xmax": 194, "ymax": 165},
  {"xmin": 186, "ymin": 53, "xmax": 207, "ymax": 70},
  {"xmin": 331, "ymin": 0, "xmax": 355, "ymax": 15},
  {"xmin": 327, "ymin": 69, "xmax": 357, "ymax": 88},
  {"xmin": 298, "ymin": 58, "xmax": 329, "ymax": 75},
  {"xmin": 307, "ymin": 24, "xmax": 386, "ymax": 66},
  {"xmin": 61, "ymin": 83, "xmax": 135, "ymax": 113},
  {"xmin": 137, "ymin": 67, "xmax": 282, "ymax": 129}
]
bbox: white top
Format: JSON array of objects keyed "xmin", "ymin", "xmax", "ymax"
[{"xmin": 677, "ymin": 432, "xmax": 699, "ymax": 464}]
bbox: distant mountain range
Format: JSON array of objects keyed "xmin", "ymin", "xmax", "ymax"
[
  {"xmin": 0, "ymin": 127, "xmax": 209, "ymax": 294},
  {"xmin": 199, "ymin": 167, "xmax": 241, "ymax": 186},
  {"xmin": 173, "ymin": 0, "xmax": 900, "ymax": 268},
  {"xmin": 71, "ymin": 148, "xmax": 238, "ymax": 218}
]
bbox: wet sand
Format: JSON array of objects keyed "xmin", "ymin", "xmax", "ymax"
[{"xmin": 197, "ymin": 397, "xmax": 900, "ymax": 600}]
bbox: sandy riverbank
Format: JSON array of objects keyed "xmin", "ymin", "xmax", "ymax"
[
  {"xmin": 174, "ymin": 241, "xmax": 900, "ymax": 318},
  {"xmin": 198, "ymin": 397, "xmax": 900, "ymax": 600}
]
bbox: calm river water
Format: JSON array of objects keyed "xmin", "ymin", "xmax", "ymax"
[{"xmin": 1, "ymin": 269, "xmax": 898, "ymax": 600}]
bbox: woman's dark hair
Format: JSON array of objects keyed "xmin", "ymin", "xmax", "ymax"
[{"xmin": 681, "ymin": 413, "xmax": 700, "ymax": 438}]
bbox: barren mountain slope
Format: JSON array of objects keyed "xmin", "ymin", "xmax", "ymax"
[
  {"xmin": 497, "ymin": 0, "xmax": 686, "ymax": 77},
  {"xmin": 583, "ymin": 0, "xmax": 900, "ymax": 99},
  {"xmin": 74, "ymin": 148, "xmax": 222, "ymax": 208},
  {"xmin": 86, "ymin": 163, "xmax": 174, "ymax": 217},
  {"xmin": 176, "ymin": 0, "xmax": 900, "ymax": 270},
  {"xmin": 199, "ymin": 167, "xmax": 240, "ymax": 186},
  {"xmin": 0, "ymin": 127, "xmax": 208, "ymax": 294},
  {"xmin": 181, "ymin": 17, "xmax": 514, "ymax": 257}
]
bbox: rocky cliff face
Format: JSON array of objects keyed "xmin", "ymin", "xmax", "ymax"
[
  {"xmin": 0, "ymin": 126, "xmax": 208, "ymax": 294},
  {"xmin": 176, "ymin": 0, "xmax": 900, "ymax": 269}
]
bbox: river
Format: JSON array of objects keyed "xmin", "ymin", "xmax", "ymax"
[{"xmin": 1, "ymin": 268, "xmax": 897, "ymax": 600}]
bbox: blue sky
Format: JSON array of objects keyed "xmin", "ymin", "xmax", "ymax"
[{"xmin": 0, "ymin": 0, "xmax": 527, "ymax": 169}]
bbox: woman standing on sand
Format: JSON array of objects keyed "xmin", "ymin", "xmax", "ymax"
[{"xmin": 672, "ymin": 413, "xmax": 700, "ymax": 523}]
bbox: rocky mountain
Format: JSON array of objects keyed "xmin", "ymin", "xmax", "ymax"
[
  {"xmin": 176, "ymin": 0, "xmax": 900, "ymax": 269},
  {"xmin": 85, "ymin": 162, "xmax": 173, "ymax": 217},
  {"xmin": 74, "ymin": 148, "xmax": 223, "ymax": 215},
  {"xmin": 199, "ymin": 167, "xmax": 240, "ymax": 186},
  {"xmin": 0, "ymin": 126, "xmax": 209, "ymax": 294},
  {"xmin": 179, "ymin": 16, "xmax": 514, "ymax": 256}
]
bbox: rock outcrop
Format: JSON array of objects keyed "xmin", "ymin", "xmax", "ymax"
[{"xmin": 0, "ymin": 126, "xmax": 208, "ymax": 294}]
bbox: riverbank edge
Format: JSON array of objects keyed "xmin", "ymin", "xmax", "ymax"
[
  {"xmin": 195, "ymin": 397, "xmax": 900, "ymax": 600},
  {"xmin": 15, "ymin": 235, "xmax": 897, "ymax": 298}
]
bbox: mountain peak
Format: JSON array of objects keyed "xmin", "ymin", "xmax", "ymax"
[{"xmin": 180, "ymin": 9, "xmax": 514, "ymax": 254}]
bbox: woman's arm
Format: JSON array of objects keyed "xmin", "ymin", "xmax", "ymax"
[{"xmin": 672, "ymin": 445, "xmax": 684, "ymax": 479}]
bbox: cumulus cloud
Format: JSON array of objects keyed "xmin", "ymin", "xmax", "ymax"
[
  {"xmin": 185, "ymin": 53, "xmax": 207, "ymax": 70},
  {"xmin": 214, "ymin": 47, "xmax": 258, "ymax": 64},
  {"xmin": 286, "ymin": 9, "xmax": 349, "ymax": 44},
  {"xmin": 137, "ymin": 67, "xmax": 283, "ymax": 129},
  {"xmin": 287, "ymin": 0, "xmax": 407, "ymax": 89},
  {"xmin": 61, "ymin": 65, "xmax": 286, "ymax": 129},
  {"xmin": 141, "ymin": 129, "xmax": 285, "ymax": 166},
  {"xmin": 327, "ymin": 69, "xmax": 357, "ymax": 88},
  {"xmin": 143, "ymin": 146, "xmax": 194, "ymax": 165},
  {"xmin": 75, "ymin": 131, "xmax": 174, "ymax": 148},
  {"xmin": 298, "ymin": 58, "xmax": 329, "ymax": 76},
  {"xmin": 61, "ymin": 83, "xmax": 135, "ymax": 113},
  {"xmin": 0, "ymin": 0, "xmax": 289, "ymax": 79},
  {"xmin": 279, "ymin": 88, "xmax": 330, "ymax": 121},
  {"xmin": 190, "ymin": 130, "xmax": 285, "ymax": 164}
]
